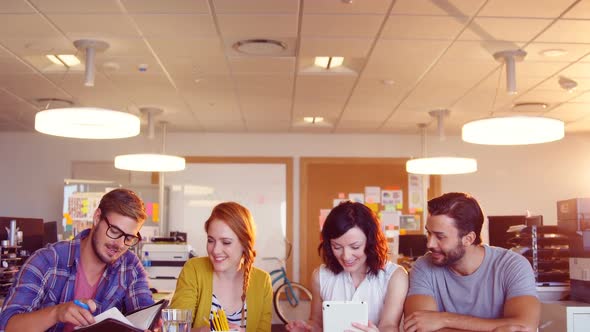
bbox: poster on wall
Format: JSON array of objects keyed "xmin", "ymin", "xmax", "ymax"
[
  {"xmin": 408, "ymin": 174, "xmax": 424, "ymax": 212},
  {"xmin": 382, "ymin": 189, "xmax": 403, "ymax": 209},
  {"xmin": 364, "ymin": 186, "xmax": 381, "ymax": 204}
]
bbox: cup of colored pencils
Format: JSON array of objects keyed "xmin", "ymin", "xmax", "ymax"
[{"xmin": 210, "ymin": 309, "xmax": 231, "ymax": 331}]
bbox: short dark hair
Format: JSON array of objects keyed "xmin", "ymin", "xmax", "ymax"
[
  {"xmin": 428, "ymin": 192, "xmax": 484, "ymax": 245},
  {"xmin": 318, "ymin": 201, "xmax": 388, "ymax": 276},
  {"xmin": 98, "ymin": 188, "xmax": 147, "ymax": 223}
]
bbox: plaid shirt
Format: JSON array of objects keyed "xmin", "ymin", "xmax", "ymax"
[{"xmin": 0, "ymin": 229, "xmax": 154, "ymax": 332}]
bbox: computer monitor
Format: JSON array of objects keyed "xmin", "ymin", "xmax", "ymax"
[
  {"xmin": 399, "ymin": 234, "xmax": 427, "ymax": 258},
  {"xmin": 43, "ymin": 221, "xmax": 59, "ymax": 245}
]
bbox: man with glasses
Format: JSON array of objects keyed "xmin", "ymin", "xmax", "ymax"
[{"xmin": 0, "ymin": 188, "xmax": 155, "ymax": 332}]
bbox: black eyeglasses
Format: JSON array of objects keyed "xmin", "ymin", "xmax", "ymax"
[{"xmin": 102, "ymin": 216, "xmax": 142, "ymax": 246}]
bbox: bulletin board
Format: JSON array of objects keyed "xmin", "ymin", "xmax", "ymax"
[
  {"xmin": 299, "ymin": 157, "xmax": 441, "ymax": 289},
  {"xmin": 159, "ymin": 157, "xmax": 293, "ymax": 278}
]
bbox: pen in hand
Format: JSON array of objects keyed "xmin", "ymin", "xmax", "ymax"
[{"xmin": 74, "ymin": 299, "xmax": 90, "ymax": 311}]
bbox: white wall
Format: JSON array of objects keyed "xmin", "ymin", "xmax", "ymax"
[{"xmin": 2, "ymin": 131, "xmax": 590, "ymax": 279}]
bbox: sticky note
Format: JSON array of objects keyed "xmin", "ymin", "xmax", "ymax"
[{"xmin": 152, "ymin": 203, "xmax": 159, "ymax": 222}]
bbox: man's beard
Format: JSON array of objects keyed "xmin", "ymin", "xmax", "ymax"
[{"xmin": 431, "ymin": 242, "xmax": 466, "ymax": 267}]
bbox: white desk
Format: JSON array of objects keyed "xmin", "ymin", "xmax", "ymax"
[{"xmin": 540, "ymin": 301, "xmax": 590, "ymax": 332}]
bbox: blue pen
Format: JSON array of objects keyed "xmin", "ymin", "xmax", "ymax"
[{"xmin": 74, "ymin": 299, "xmax": 90, "ymax": 310}]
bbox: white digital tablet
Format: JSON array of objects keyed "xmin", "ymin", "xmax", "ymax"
[{"xmin": 322, "ymin": 301, "xmax": 368, "ymax": 332}]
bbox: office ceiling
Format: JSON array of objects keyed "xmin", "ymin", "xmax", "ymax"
[{"xmin": 1, "ymin": 0, "xmax": 590, "ymax": 135}]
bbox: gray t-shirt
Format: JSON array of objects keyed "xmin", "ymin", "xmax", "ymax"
[{"xmin": 408, "ymin": 245, "xmax": 537, "ymax": 319}]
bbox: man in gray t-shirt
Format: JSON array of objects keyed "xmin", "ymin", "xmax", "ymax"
[{"xmin": 404, "ymin": 193, "xmax": 540, "ymax": 332}]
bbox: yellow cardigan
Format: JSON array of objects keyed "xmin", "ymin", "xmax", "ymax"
[{"xmin": 169, "ymin": 257, "xmax": 273, "ymax": 332}]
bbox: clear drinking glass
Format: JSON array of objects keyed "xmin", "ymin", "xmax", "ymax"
[{"xmin": 161, "ymin": 308, "xmax": 192, "ymax": 332}]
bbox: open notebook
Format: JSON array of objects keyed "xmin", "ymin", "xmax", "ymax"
[{"xmin": 76, "ymin": 299, "xmax": 168, "ymax": 332}]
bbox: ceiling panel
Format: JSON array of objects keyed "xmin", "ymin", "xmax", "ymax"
[
  {"xmin": 301, "ymin": 14, "xmax": 384, "ymax": 37},
  {"xmin": 536, "ymin": 19, "xmax": 590, "ymax": 43},
  {"xmin": 545, "ymin": 102, "xmax": 590, "ymax": 122},
  {"xmin": 459, "ymin": 18, "xmax": 552, "ymax": 42},
  {"xmin": 479, "ymin": 0, "xmax": 577, "ymax": 18},
  {"xmin": 0, "ymin": 1, "xmax": 589, "ymax": 134},
  {"xmin": 391, "ymin": 0, "xmax": 486, "ymax": 16},
  {"xmin": 382, "ymin": 15, "xmax": 466, "ymax": 40},
  {"xmin": 122, "ymin": 0, "xmax": 209, "ymax": 14},
  {"xmin": 214, "ymin": 0, "xmax": 299, "ymax": 14}
]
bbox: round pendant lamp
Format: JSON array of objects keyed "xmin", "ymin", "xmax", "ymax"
[
  {"xmin": 114, "ymin": 108, "xmax": 186, "ymax": 172},
  {"xmin": 461, "ymin": 49, "xmax": 565, "ymax": 146},
  {"xmin": 406, "ymin": 110, "xmax": 477, "ymax": 175},
  {"xmin": 462, "ymin": 116, "xmax": 564, "ymax": 145}
]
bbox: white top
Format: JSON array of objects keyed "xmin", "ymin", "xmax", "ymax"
[{"xmin": 319, "ymin": 261, "xmax": 399, "ymax": 325}]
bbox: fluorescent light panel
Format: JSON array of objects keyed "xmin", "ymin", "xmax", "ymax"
[
  {"xmin": 314, "ymin": 56, "xmax": 344, "ymax": 69},
  {"xmin": 45, "ymin": 54, "xmax": 80, "ymax": 67}
]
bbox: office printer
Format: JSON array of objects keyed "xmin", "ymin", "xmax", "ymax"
[{"xmin": 141, "ymin": 243, "xmax": 190, "ymax": 292}]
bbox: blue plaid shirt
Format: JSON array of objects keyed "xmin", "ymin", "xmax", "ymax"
[{"xmin": 0, "ymin": 229, "xmax": 154, "ymax": 331}]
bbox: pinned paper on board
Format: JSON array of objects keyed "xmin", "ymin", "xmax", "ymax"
[
  {"xmin": 319, "ymin": 209, "xmax": 331, "ymax": 231},
  {"xmin": 348, "ymin": 193, "xmax": 365, "ymax": 204},
  {"xmin": 364, "ymin": 186, "xmax": 381, "ymax": 204},
  {"xmin": 152, "ymin": 203, "xmax": 160, "ymax": 222},
  {"xmin": 400, "ymin": 214, "xmax": 420, "ymax": 231},
  {"xmin": 365, "ymin": 202, "xmax": 379, "ymax": 213},
  {"xmin": 382, "ymin": 190, "xmax": 402, "ymax": 207},
  {"xmin": 408, "ymin": 174, "xmax": 425, "ymax": 211}
]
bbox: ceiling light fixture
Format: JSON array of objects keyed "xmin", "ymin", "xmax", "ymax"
[
  {"xmin": 540, "ymin": 48, "xmax": 568, "ymax": 57},
  {"xmin": 114, "ymin": 108, "xmax": 186, "ymax": 172},
  {"xmin": 314, "ymin": 56, "xmax": 344, "ymax": 69},
  {"xmin": 34, "ymin": 107, "xmax": 140, "ymax": 139},
  {"xmin": 303, "ymin": 116, "xmax": 324, "ymax": 124},
  {"xmin": 493, "ymin": 49, "xmax": 527, "ymax": 95},
  {"xmin": 74, "ymin": 39, "xmax": 109, "ymax": 87},
  {"xmin": 558, "ymin": 76, "xmax": 578, "ymax": 93},
  {"xmin": 233, "ymin": 39, "xmax": 287, "ymax": 56},
  {"xmin": 406, "ymin": 110, "xmax": 477, "ymax": 175},
  {"xmin": 462, "ymin": 116, "xmax": 564, "ymax": 145},
  {"xmin": 46, "ymin": 54, "xmax": 80, "ymax": 67},
  {"xmin": 462, "ymin": 51, "xmax": 565, "ymax": 146}
]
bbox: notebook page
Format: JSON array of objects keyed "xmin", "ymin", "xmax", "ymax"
[
  {"xmin": 126, "ymin": 302, "xmax": 163, "ymax": 330},
  {"xmin": 74, "ymin": 307, "xmax": 134, "ymax": 329}
]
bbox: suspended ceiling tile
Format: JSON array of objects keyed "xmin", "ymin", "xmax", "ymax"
[
  {"xmin": 229, "ymin": 57, "xmax": 295, "ymax": 74},
  {"xmin": 383, "ymin": 109, "xmax": 433, "ymax": 126},
  {"xmin": 534, "ymin": 77, "xmax": 590, "ymax": 91},
  {"xmin": 292, "ymin": 101, "xmax": 343, "ymax": 119},
  {"xmin": 214, "ymin": 0, "xmax": 298, "ymax": 13},
  {"xmin": 351, "ymin": 76, "xmax": 409, "ymax": 100},
  {"xmin": 0, "ymin": 37, "xmax": 74, "ymax": 56},
  {"xmin": 0, "ymin": 1, "xmax": 35, "ymax": 13},
  {"xmin": 299, "ymin": 37, "xmax": 373, "ymax": 57},
  {"xmin": 400, "ymin": 84, "xmax": 472, "ymax": 110},
  {"xmin": 246, "ymin": 121, "xmax": 292, "ymax": 132},
  {"xmin": 442, "ymin": 40, "xmax": 524, "ymax": 62},
  {"xmin": 0, "ymin": 74, "xmax": 71, "ymax": 100},
  {"xmin": 158, "ymin": 55, "xmax": 229, "ymax": 80},
  {"xmin": 302, "ymin": 14, "xmax": 384, "ymax": 38},
  {"xmin": 0, "ymin": 14, "xmax": 63, "ymax": 39},
  {"xmin": 0, "ymin": 57, "xmax": 37, "ymax": 74},
  {"xmin": 235, "ymin": 75, "xmax": 293, "ymax": 98},
  {"xmin": 563, "ymin": 1, "xmax": 590, "ymax": 19},
  {"xmin": 545, "ymin": 102, "xmax": 590, "ymax": 122},
  {"xmin": 29, "ymin": 0, "xmax": 121, "ymax": 13},
  {"xmin": 334, "ymin": 120, "xmax": 383, "ymax": 132},
  {"xmin": 420, "ymin": 60, "xmax": 498, "ymax": 88},
  {"xmin": 147, "ymin": 38, "xmax": 224, "ymax": 58},
  {"xmin": 560, "ymin": 62, "xmax": 590, "ymax": 78},
  {"xmin": 382, "ymin": 15, "xmax": 465, "ymax": 40},
  {"xmin": 517, "ymin": 61, "xmax": 569, "ymax": 78},
  {"xmin": 515, "ymin": 89, "xmax": 572, "ymax": 104},
  {"xmin": 564, "ymin": 118, "xmax": 590, "ymax": 132},
  {"xmin": 571, "ymin": 91, "xmax": 590, "ymax": 103},
  {"xmin": 479, "ymin": 0, "xmax": 577, "ymax": 18},
  {"xmin": 99, "ymin": 38, "xmax": 152, "ymax": 57},
  {"xmin": 392, "ymin": 0, "xmax": 485, "ymax": 16},
  {"xmin": 217, "ymin": 14, "xmax": 298, "ymax": 37},
  {"xmin": 295, "ymin": 75, "xmax": 356, "ymax": 97},
  {"xmin": 339, "ymin": 104, "xmax": 392, "ymax": 122},
  {"xmin": 459, "ymin": 18, "xmax": 552, "ymax": 41},
  {"xmin": 536, "ymin": 19, "xmax": 590, "ymax": 43},
  {"xmin": 131, "ymin": 14, "xmax": 217, "ymax": 38},
  {"xmin": 304, "ymin": 0, "xmax": 391, "ymax": 14},
  {"xmin": 523, "ymin": 43, "xmax": 590, "ymax": 62},
  {"xmin": 95, "ymin": 56, "xmax": 163, "ymax": 75},
  {"xmin": 121, "ymin": 0, "xmax": 209, "ymax": 13},
  {"xmin": 48, "ymin": 14, "xmax": 140, "ymax": 39}
]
